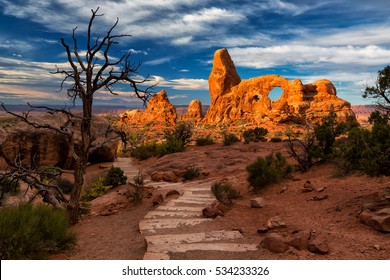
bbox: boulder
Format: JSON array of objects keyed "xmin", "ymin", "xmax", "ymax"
[
  {"xmin": 288, "ymin": 231, "xmax": 311, "ymax": 250},
  {"xmin": 180, "ymin": 100, "xmax": 203, "ymax": 122},
  {"xmin": 360, "ymin": 208, "xmax": 390, "ymax": 233},
  {"xmin": 0, "ymin": 113, "xmax": 118, "ymax": 169},
  {"xmin": 308, "ymin": 239, "xmax": 329, "ymax": 255},
  {"xmin": 203, "ymin": 48, "xmax": 356, "ymax": 125},
  {"xmin": 260, "ymin": 233, "xmax": 289, "ymax": 253},
  {"xmin": 118, "ymin": 90, "xmax": 177, "ymax": 125}
]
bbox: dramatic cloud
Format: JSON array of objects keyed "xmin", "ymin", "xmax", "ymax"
[{"xmin": 229, "ymin": 45, "xmax": 390, "ymax": 68}]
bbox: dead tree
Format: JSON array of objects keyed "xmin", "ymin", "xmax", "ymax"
[{"xmin": 0, "ymin": 7, "xmax": 152, "ymax": 224}]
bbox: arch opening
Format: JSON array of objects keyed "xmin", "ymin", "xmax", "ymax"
[{"xmin": 268, "ymin": 86, "xmax": 283, "ymax": 102}]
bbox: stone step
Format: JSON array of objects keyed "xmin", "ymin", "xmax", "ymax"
[
  {"xmin": 144, "ymin": 211, "xmax": 203, "ymax": 219},
  {"xmin": 169, "ymin": 199, "xmax": 215, "ymax": 206},
  {"xmin": 145, "ymin": 230, "xmax": 243, "ymax": 245},
  {"xmin": 139, "ymin": 218, "xmax": 212, "ymax": 234},
  {"xmin": 176, "ymin": 196, "xmax": 215, "ymax": 202},
  {"xmin": 147, "ymin": 242, "xmax": 258, "ymax": 254},
  {"xmin": 155, "ymin": 206, "xmax": 204, "ymax": 212}
]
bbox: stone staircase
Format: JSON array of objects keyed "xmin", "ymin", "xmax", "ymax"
[{"xmin": 114, "ymin": 157, "xmax": 258, "ymax": 260}]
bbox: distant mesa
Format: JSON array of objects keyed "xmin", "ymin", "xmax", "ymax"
[{"xmin": 119, "ymin": 48, "xmax": 355, "ymax": 126}]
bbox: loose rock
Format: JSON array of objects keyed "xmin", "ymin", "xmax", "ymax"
[
  {"xmin": 288, "ymin": 231, "xmax": 310, "ymax": 250},
  {"xmin": 308, "ymin": 239, "xmax": 329, "ymax": 255},
  {"xmin": 260, "ymin": 233, "xmax": 289, "ymax": 253},
  {"xmin": 251, "ymin": 197, "xmax": 266, "ymax": 208},
  {"xmin": 267, "ymin": 216, "xmax": 287, "ymax": 230}
]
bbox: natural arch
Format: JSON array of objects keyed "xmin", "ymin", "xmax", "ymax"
[{"xmin": 268, "ymin": 86, "xmax": 283, "ymax": 102}]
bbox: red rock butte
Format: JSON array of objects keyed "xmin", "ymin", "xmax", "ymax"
[
  {"xmin": 203, "ymin": 48, "xmax": 355, "ymax": 124},
  {"xmin": 119, "ymin": 48, "xmax": 355, "ymax": 126}
]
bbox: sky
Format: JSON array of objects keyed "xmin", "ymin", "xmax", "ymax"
[{"xmin": 1, "ymin": 0, "xmax": 390, "ymax": 107}]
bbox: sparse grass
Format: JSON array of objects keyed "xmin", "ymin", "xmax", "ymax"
[
  {"xmin": 211, "ymin": 181, "xmax": 242, "ymax": 205},
  {"xmin": 247, "ymin": 152, "xmax": 293, "ymax": 192},
  {"xmin": 182, "ymin": 166, "xmax": 201, "ymax": 181},
  {"xmin": 132, "ymin": 171, "xmax": 144, "ymax": 203},
  {"xmin": 0, "ymin": 203, "xmax": 75, "ymax": 259},
  {"xmin": 81, "ymin": 174, "xmax": 110, "ymax": 202},
  {"xmin": 195, "ymin": 135, "xmax": 215, "ymax": 146},
  {"xmin": 222, "ymin": 133, "xmax": 240, "ymax": 146}
]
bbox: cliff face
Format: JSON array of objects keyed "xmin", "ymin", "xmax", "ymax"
[{"xmin": 203, "ymin": 48, "xmax": 355, "ymax": 124}]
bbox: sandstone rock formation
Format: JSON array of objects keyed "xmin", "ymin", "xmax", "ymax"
[
  {"xmin": 1, "ymin": 113, "xmax": 118, "ymax": 169},
  {"xmin": 180, "ymin": 100, "xmax": 203, "ymax": 122},
  {"xmin": 119, "ymin": 90, "xmax": 177, "ymax": 125},
  {"xmin": 203, "ymin": 48, "xmax": 355, "ymax": 124}
]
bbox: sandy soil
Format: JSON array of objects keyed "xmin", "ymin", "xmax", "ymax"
[{"xmin": 62, "ymin": 142, "xmax": 389, "ymax": 260}]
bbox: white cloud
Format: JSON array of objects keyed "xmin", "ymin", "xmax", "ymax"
[
  {"xmin": 172, "ymin": 36, "xmax": 193, "ymax": 46},
  {"xmin": 145, "ymin": 57, "xmax": 173, "ymax": 65},
  {"xmin": 169, "ymin": 94, "xmax": 189, "ymax": 100},
  {"xmin": 152, "ymin": 76, "xmax": 208, "ymax": 90},
  {"xmin": 229, "ymin": 45, "xmax": 390, "ymax": 68}
]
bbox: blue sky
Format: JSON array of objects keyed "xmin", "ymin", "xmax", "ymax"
[{"xmin": 1, "ymin": 0, "xmax": 390, "ymax": 107}]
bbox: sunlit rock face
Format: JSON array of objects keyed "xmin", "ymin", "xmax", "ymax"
[
  {"xmin": 203, "ymin": 48, "xmax": 355, "ymax": 124},
  {"xmin": 118, "ymin": 90, "xmax": 177, "ymax": 126},
  {"xmin": 180, "ymin": 100, "xmax": 203, "ymax": 123}
]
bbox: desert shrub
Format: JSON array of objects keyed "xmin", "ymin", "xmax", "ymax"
[
  {"xmin": 334, "ymin": 111, "xmax": 390, "ymax": 176},
  {"xmin": 270, "ymin": 137, "xmax": 282, "ymax": 142},
  {"xmin": 164, "ymin": 121, "xmax": 193, "ymax": 146},
  {"xmin": 56, "ymin": 178, "xmax": 74, "ymax": 194},
  {"xmin": 211, "ymin": 181, "xmax": 242, "ymax": 205},
  {"xmin": 0, "ymin": 177, "xmax": 20, "ymax": 203},
  {"xmin": 131, "ymin": 142, "xmax": 159, "ymax": 160},
  {"xmin": 38, "ymin": 166, "xmax": 61, "ymax": 184},
  {"xmin": 222, "ymin": 133, "xmax": 240, "ymax": 146},
  {"xmin": 247, "ymin": 152, "xmax": 292, "ymax": 192},
  {"xmin": 132, "ymin": 171, "xmax": 144, "ymax": 203},
  {"xmin": 242, "ymin": 127, "xmax": 268, "ymax": 143},
  {"xmin": 284, "ymin": 129, "xmax": 319, "ymax": 171},
  {"xmin": 0, "ymin": 203, "xmax": 75, "ymax": 259},
  {"xmin": 103, "ymin": 167, "xmax": 127, "ymax": 187},
  {"xmin": 195, "ymin": 135, "xmax": 215, "ymax": 146},
  {"xmin": 285, "ymin": 111, "xmax": 356, "ymax": 171},
  {"xmin": 156, "ymin": 138, "xmax": 185, "ymax": 156},
  {"xmin": 313, "ymin": 110, "xmax": 353, "ymax": 159},
  {"xmin": 182, "ymin": 166, "xmax": 201, "ymax": 181},
  {"xmin": 81, "ymin": 175, "xmax": 109, "ymax": 201}
]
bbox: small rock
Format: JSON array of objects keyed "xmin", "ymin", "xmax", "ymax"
[
  {"xmin": 280, "ymin": 186, "xmax": 288, "ymax": 194},
  {"xmin": 267, "ymin": 216, "xmax": 287, "ymax": 230},
  {"xmin": 360, "ymin": 208, "xmax": 390, "ymax": 233},
  {"xmin": 308, "ymin": 239, "xmax": 329, "ymax": 255},
  {"xmin": 152, "ymin": 194, "xmax": 164, "ymax": 206},
  {"xmin": 316, "ymin": 187, "xmax": 326, "ymax": 192},
  {"xmin": 162, "ymin": 171, "xmax": 179, "ymax": 182},
  {"xmin": 202, "ymin": 206, "xmax": 224, "ymax": 218},
  {"xmin": 288, "ymin": 231, "xmax": 310, "ymax": 250},
  {"xmin": 165, "ymin": 189, "xmax": 181, "ymax": 197},
  {"xmin": 151, "ymin": 171, "xmax": 164, "ymax": 182},
  {"xmin": 302, "ymin": 180, "xmax": 314, "ymax": 192},
  {"xmin": 257, "ymin": 227, "xmax": 269, "ymax": 234},
  {"xmin": 307, "ymin": 195, "xmax": 329, "ymax": 201},
  {"xmin": 373, "ymin": 245, "xmax": 381, "ymax": 251},
  {"xmin": 99, "ymin": 165, "xmax": 110, "ymax": 169},
  {"xmin": 233, "ymin": 228, "xmax": 243, "ymax": 234},
  {"xmin": 251, "ymin": 197, "xmax": 266, "ymax": 208},
  {"xmin": 260, "ymin": 233, "xmax": 289, "ymax": 253}
]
